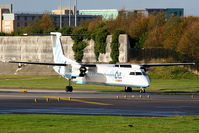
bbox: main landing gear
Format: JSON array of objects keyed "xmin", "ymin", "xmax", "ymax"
[
  {"xmin": 124, "ymin": 87, "xmax": 146, "ymax": 93},
  {"xmin": 139, "ymin": 88, "xmax": 146, "ymax": 93},
  {"xmin": 66, "ymin": 86, "xmax": 73, "ymax": 92},
  {"xmin": 65, "ymin": 78, "xmax": 73, "ymax": 92},
  {"xmin": 124, "ymin": 87, "xmax": 133, "ymax": 92}
]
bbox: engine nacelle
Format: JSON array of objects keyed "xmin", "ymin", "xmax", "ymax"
[
  {"xmin": 71, "ymin": 64, "xmax": 87, "ymax": 77},
  {"xmin": 79, "ymin": 66, "xmax": 87, "ymax": 77},
  {"xmin": 18, "ymin": 63, "xmax": 24, "ymax": 68}
]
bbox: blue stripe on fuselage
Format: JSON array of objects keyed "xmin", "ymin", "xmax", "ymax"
[{"xmin": 74, "ymin": 81, "xmax": 149, "ymax": 88}]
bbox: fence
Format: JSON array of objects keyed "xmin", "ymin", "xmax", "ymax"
[{"xmin": 128, "ymin": 48, "xmax": 199, "ymax": 73}]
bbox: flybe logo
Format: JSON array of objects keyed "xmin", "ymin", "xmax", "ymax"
[{"xmin": 115, "ymin": 71, "xmax": 122, "ymax": 82}]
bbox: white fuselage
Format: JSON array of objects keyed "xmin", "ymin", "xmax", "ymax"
[
  {"xmin": 71, "ymin": 64, "xmax": 150, "ymax": 88},
  {"xmin": 50, "ymin": 33, "xmax": 150, "ymax": 89}
]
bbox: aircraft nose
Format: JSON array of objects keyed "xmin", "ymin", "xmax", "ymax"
[{"xmin": 143, "ymin": 77, "xmax": 150, "ymax": 87}]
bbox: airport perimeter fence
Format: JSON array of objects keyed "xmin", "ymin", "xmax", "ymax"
[{"xmin": 128, "ymin": 48, "xmax": 199, "ymax": 73}]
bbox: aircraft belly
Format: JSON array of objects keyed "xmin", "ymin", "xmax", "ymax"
[
  {"xmin": 85, "ymin": 75, "xmax": 107, "ymax": 83},
  {"xmin": 73, "ymin": 74, "xmax": 107, "ymax": 85}
]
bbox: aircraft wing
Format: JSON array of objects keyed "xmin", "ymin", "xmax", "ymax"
[
  {"xmin": 80, "ymin": 64, "xmax": 96, "ymax": 67},
  {"xmin": 8, "ymin": 61, "xmax": 97, "ymax": 67},
  {"xmin": 9, "ymin": 61, "xmax": 67, "ymax": 66},
  {"xmin": 8, "ymin": 61, "xmax": 195, "ymax": 68},
  {"xmin": 141, "ymin": 63, "xmax": 195, "ymax": 67}
]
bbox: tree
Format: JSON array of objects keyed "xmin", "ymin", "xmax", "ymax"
[
  {"xmin": 39, "ymin": 14, "xmax": 55, "ymax": 33},
  {"xmin": 177, "ymin": 20, "xmax": 199, "ymax": 59},
  {"xmin": 87, "ymin": 17, "xmax": 103, "ymax": 32},
  {"xmin": 72, "ymin": 28, "xmax": 88, "ymax": 62},
  {"xmin": 91, "ymin": 24, "xmax": 109, "ymax": 60},
  {"xmin": 128, "ymin": 15, "xmax": 148, "ymax": 48},
  {"xmin": 162, "ymin": 17, "xmax": 184, "ymax": 50},
  {"xmin": 58, "ymin": 27, "xmax": 73, "ymax": 34},
  {"xmin": 143, "ymin": 26, "xmax": 164, "ymax": 48},
  {"xmin": 25, "ymin": 19, "xmax": 41, "ymax": 33},
  {"xmin": 110, "ymin": 30, "xmax": 123, "ymax": 63},
  {"xmin": 147, "ymin": 12, "xmax": 165, "ymax": 30},
  {"xmin": 143, "ymin": 13, "xmax": 165, "ymax": 48},
  {"xmin": 128, "ymin": 15, "xmax": 148, "ymax": 40}
]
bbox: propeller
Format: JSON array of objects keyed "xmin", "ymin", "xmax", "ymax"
[{"xmin": 79, "ymin": 66, "xmax": 87, "ymax": 77}]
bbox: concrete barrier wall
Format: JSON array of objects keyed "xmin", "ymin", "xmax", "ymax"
[
  {"xmin": 0, "ymin": 34, "xmax": 129, "ymax": 75},
  {"xmin": 0, "ymin": 36, "xmax": 53, "ymax": 62},
  {"xmin": 0, "ymin": 34, "xmax": 129, "ymax": 63}
]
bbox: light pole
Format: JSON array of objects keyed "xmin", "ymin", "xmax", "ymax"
[
  {"xmin": 60, "ymin": 0, "xmax": 62, "ymax": 29},
  {"xmin": 75, "ymin": 0, "xmax": 77, "ymax": 27},
  {"xmin": 69, "ymin": 0, "xmax": 71, "ymax": 26}
]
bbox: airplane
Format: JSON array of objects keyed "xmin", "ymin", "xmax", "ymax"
[{"xmin": 8, "ymin": 32, "xmax": 195, "ymax": 93}]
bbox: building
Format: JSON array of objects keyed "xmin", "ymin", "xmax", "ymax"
[
  {"xmin": 0, "ymin": 4, "xmax": 12, "ymax": 13},
  {"xmin": 52, "ymin": 6, "xmax": 76, "ymax": 15},
  {"xmin": 122, "ymin": 8, "xmax": 184, "ymax": 17},
  {"xmin": 0, "ymin": 4, "xmax": 184, "ymax": 33},
  {"xmin": 79, "ymin": 8, "xmax": 184, "ymax": 20},
  {"xmin": 0, "ymin": 4, "xmax": 13, "ymax": 33},
  {"xmin": 0, "ymin": 4, "xmax": 96, "ymax": 33},
  {"xmin": 79, "ymin": 9, "xmax": 119, "ymax": 20},
  {"xmin": 13, "ymin": 13, "xmax": 96, "ymax": 29}
]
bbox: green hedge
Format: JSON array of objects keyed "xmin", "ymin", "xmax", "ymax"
[
  {"xmin": 91, "ymin": 24, "xmax": 109, "ymax": 61},
  {"xmin": 71, "ymin": 28, "xmax": 88, "ymax": 62},
  {"xmin": 110, "ymin": 30, "xmax": 123, "ymax": 64}
]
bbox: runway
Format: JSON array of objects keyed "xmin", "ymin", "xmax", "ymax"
[{"xmin": 0, "ymin": 89, "xmax": 199, "ymax": 117}]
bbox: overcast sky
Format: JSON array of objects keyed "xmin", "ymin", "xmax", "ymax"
[{"xmin": 0, "ymin": 0, "xmax": 199, "ymax": 16}]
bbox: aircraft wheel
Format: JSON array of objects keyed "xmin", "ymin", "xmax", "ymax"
[
  {"xmin": 66, "ymin": 86, "xmax": 73, "ymax": 92},
  {"xmin": 125, "ymin": 87, "xmax": 132, "ymax": 92},
  {"xmin": 139, "ymin": 88, "xmax": 145, "ymax": 93}
]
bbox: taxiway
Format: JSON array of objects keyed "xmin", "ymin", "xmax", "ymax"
[{"xmin": 0, "ymin": 89, "xmax": 199, "ymax": 116}]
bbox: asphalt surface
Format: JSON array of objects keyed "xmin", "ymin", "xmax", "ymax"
[{"xmin": 0, "ymin": 88, "xmax": 199, "ymax": 117}]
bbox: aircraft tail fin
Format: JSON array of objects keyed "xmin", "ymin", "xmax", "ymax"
[{"xmin": 50, "ymin": 32, "xmax": 77, "ymax": 65}]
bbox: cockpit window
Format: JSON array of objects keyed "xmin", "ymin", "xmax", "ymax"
[
  {"xmin": 135, "ymin": 72, "xmax": 142, "ymax": 75},
  {"xmin": 142, "ymin": 72, "xmax": 147, "ymax": 75},
  {"xmin": 130, "ymin": 72, "xmax": 135, "ymax": 75},
  {"xmin": 130, "ymin": 72, "xmax": 142, "ymax": 75}
]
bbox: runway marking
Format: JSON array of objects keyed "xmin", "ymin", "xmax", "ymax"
[{"xmin": 45, "ymin": 96, "xmax": 112, "ymax": 106}]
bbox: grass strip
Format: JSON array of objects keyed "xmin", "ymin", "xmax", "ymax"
[
  {"xmin": 0, "ymin": 75, "xmax": 198, "ymax": 93},
  {"xmin": 0, "ymin": 114, "xmax": 199, "ymax": 133}
]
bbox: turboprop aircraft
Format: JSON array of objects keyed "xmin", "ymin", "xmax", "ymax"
[{"xmin": 8, "ymin": 32, "xmax": 195, "ymax": 93}]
